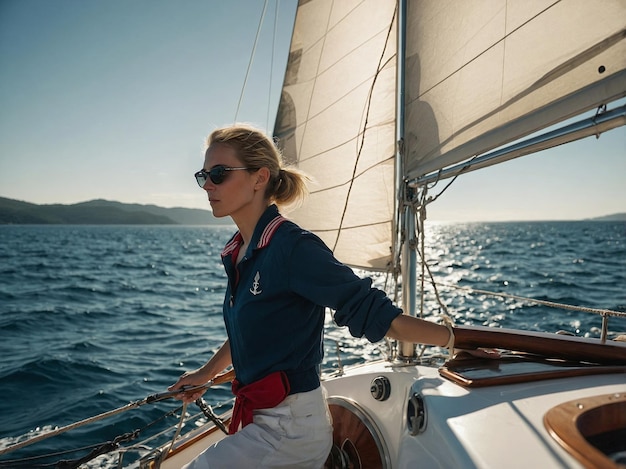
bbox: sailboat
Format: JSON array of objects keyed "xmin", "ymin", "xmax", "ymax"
[{"xmin": 1, "ymin": 1, "xmax": 624, "ymax": 468}]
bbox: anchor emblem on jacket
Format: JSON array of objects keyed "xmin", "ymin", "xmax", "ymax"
[{"xmin": 250, "ymin": 271, "xmax": 262, "ymax": 295}]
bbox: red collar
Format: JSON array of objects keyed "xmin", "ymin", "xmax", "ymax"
[{"xmin": 221, "ymin": 214, "xmax": 286, "ymax": 258}]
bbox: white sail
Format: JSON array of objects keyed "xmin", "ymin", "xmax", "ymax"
[
  {"xmin": 275, "ymin": 0, "xmax": 626, "ymax": 270},
  {"xmin": 274, "ymin": 0, "xmax": 398, "ymax": 270},
  {"xmin": 404, "ymin": 0, "xmax": 626, "ymax": 179}
]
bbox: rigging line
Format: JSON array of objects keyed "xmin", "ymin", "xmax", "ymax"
[
  {"xmin": 122, "ymin": 404, "xmax": 229, "ymax": 450},
  {"xmin": 414, "ymin": 203, "xmax": 625, "ymax": 328},
  {"xmin": 410, "ymin": 143, "xmax": 479, "ymax": 206},
  {"xmin": 0, "ymin": 443, "xmax": 103, "ymax": 468},
  {"xmin": 417, "ymin": 196, "xmax": 426, "ymax": 319},
  {"xmin": 331, "ymin": 2, "xmax": 398, "ymax": 252},
  {"xmin": 266, "ymin": 0, "xmax": 279, "ymax": 131},
  {"xmin": 114, "ymin": 405, "xmax": 187, "ymax": 458},
  {"xmin": 0, "ymin": 405, "xmax": 185, "ymax": 469},
  {"xmin": 151, "ymin": 402, "xmax": 190, "ymax": 469},
  {"xmin": 414, "ymin": 204, "xmax": 620, "ymax": 323},
  {"xmin": 234, "ymin": 0, "xmax": 269, "ymax": 122},
  {"xmin": 414, "ymin": 207, "xmax": 450, "ymax": 319},
  {"xmin": 167, "ymin": 403, "xmax": 187, "ymax": 455},
  {"xmin": 424, "ymin": 154, "xmax": 477, "ymax": 205},
  {"xmin": 0, "ymin": 377, "xmax": 224, "ymax": 457},
  {"xmin": 53, "ymin": 430, "xmax": 140, "ymax": 469},
  {"xmin": 0, "ymin": 401, "xmax": 142, "ymax": 457},
  {"xmin": 422, "ymin": 279, "xmax": 626, "ymax": 319}
]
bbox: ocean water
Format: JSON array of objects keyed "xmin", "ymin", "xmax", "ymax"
[{"xmin": 0, "ymin": 222, "xmax": 625, "ymax": 467}]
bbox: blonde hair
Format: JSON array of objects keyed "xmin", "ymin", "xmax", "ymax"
[{"xmin": 206, "ymin": 124, "xmax": 308, "ymax": 208}]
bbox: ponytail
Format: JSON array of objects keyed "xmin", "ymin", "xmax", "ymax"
[{"xmin": 207, "ymin": 124, "xmax": 309, "ymax": 209}]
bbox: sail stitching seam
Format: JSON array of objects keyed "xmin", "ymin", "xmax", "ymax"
[
  {"xmin": 412, "ymin": 0, "xmax": 562, "ymax": 103},
  {"xmin": 332, "ymin": 2, "xmax": 398, "ymax": 252}
]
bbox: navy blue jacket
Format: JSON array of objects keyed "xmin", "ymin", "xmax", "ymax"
[{"xmin": 221, "ymin": 205, "xmax": 402, "ymax": 394}]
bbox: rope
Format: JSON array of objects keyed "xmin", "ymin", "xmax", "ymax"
[
  {"xmin": 409, "ymin": 182, "xmax": 625, "ymax": 323},
  {"xmin": 0, "ymin": 405, "xmax": 186, "ymax": 469},
  {"xmin": 171, "ymin": 402, "xmax": 187, "ymax": 446},
  {"xmin": 233, "ymin": 0, "xmax": 269, "ymax": 122},
  {"xmin": 195, "ymin": 398, "xmax": 229, "ymax": 435},
  {"xmin": 430, "ymin": 280, "xmax": 626, "ymax": 318},
  {"xmin": 0, "ymin": 378, "xmax": 223, "ymax": 457},
  {"xmin": 331, "ymin": 3, "xmax": 397, "ymax": 253},
  {"xmin": 55, "ymin": 430, "xmax": 139, "ymax": 469},
  {"xmin": 0, "ymin": 401, "xmax": 142, "ymax": 456}
]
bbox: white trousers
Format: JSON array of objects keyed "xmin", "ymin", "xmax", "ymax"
[{"xmin": 182, "ymin": 386, "xmax": 333, "ymax": 469}]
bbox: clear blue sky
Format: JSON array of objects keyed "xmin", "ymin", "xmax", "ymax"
[{"xmin": 1, "ymin": 0, "xmax": 624, "ymax": 222}]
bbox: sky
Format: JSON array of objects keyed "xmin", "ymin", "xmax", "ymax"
[{"xmin": 0, "ymin": 0, "xmax": 624, "ymax": 222}]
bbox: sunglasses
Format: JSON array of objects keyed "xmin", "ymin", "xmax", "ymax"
[{"xmin": 194, "ymin": 166, "xmax": 250, "ymax": 187}]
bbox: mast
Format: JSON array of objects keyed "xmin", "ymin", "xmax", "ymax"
[{"xmin": 396, "ymin": 0, "xmax": 418, "ymax": 361}]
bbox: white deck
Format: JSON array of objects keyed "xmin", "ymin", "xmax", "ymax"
[{"xmin": 321, "ymin": 360, "xmax": 625, "ymax": 468}]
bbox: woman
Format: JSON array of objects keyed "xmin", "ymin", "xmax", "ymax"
[{"xmin": 169, "ymin": 124, "xmax": 460, "ymax": 468}]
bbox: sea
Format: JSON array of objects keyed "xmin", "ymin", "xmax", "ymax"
[{"xmin": 0, "ymin": 221, "xmax": 625, "ymax": 468}]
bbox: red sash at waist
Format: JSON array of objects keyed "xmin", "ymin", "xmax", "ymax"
[{"xmin": 229, "ymin": 371, "xmax": 290, "ymax": 434}]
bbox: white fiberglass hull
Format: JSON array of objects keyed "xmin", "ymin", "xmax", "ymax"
[
  {"xmin": 151, "ymin": 357, "xmax": 625, "ymax": 469},
  {"xmin": 322, "ymin": 360, "xmax": 625, "ymax": 469}
]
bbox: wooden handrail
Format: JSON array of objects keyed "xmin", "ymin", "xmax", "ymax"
[{"xmin": 453, "ymin": 325, "xmax": 626, "ymax": 365}]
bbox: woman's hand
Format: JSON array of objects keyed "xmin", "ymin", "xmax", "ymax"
[
  {"xmin": 168, "ymin": 367, "xmax": 215, "ymax": 403},
  {"xmin": 168, "ymin": 368, "xmax": 236, "ymax": 404},
  {"xmin": 168, "ymin": 340, "xmax": 234, "ymax": 403}
]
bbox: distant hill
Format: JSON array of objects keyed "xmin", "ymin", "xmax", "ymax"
[
  {"xmin": 587, "ymin": 213, "xmax": 626, "ymax": 221},
  {"xmin": 0, "ymin": 197, "xmax": 232, "ymax": 225},
  {"xmin": 2, "ymin": 196, "xmax": 623, "ymax": 225}
]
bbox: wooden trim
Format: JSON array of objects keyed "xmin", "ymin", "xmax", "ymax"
[
  {"xmin": 325, "ymin": 398, "xmax": 389, "ymax": 469},
  {"xmin": 544, "ymin": 393, "xmax": 626, "ymax": 469},
  {"xmin": 453, "ymin": 325, "xmax": 626, "ymax": 365},
  {"xmin": 144, "ymin": 414, "xmax": 231, "ymax": 468},
  {"xmin": 439, "ymin": 356, "xmax": 626, "ymax": 388},
  {"xmin": 172, "ymin": 415, "xmax": 230, "ymax": 457}
]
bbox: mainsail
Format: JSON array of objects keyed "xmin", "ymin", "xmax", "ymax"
[
  {"xmin": 404, "ymin": 0, "xmax": 626, "ymax": 180},
  {"xmin": 274, "ymin": 0, "xmax": 626, "ymax": 270}
]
